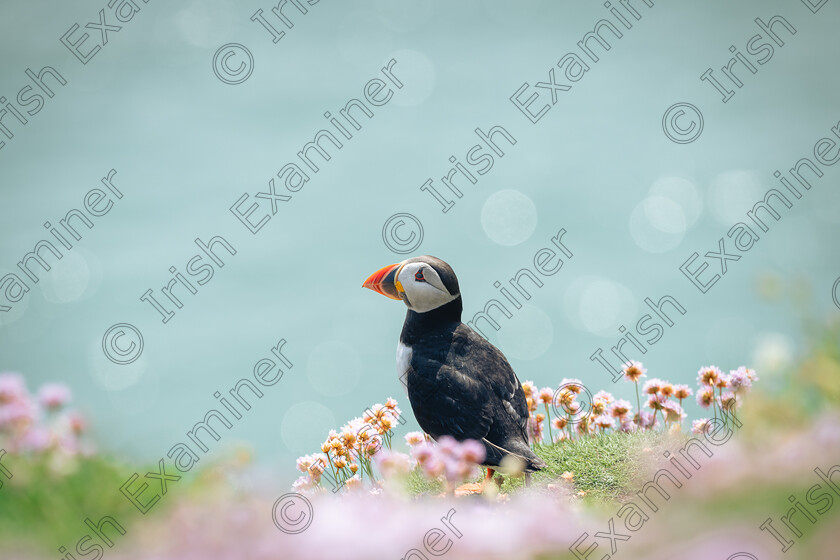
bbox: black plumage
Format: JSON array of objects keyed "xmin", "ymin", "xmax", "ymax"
[{"xmin": 396, "ymin": 258, "xmax": 546, "ymax": 473}]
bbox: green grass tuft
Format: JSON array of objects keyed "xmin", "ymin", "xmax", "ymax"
[
  {"xmin": 405, "ymin": 467, "xmax": 445, "ymax": 496},
  {"xmin": 498, "ymin": 430, "xmax": 667, "ymax": 503},
  {"xmin": 0, "ymin": 453, "xmax": 195, "ymax": 554}
]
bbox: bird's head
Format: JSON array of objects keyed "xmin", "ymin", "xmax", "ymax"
[{"xmin": 362, "ymin": 256, "xmax": 460, "ymax": 313}]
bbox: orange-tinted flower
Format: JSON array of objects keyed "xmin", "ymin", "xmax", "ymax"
[
  {"xmin": 697, "ymin": 366, "xmax": 722, "ymax": 387},
  {"xmin": 673, "ymin": 385, "xmax": 692, "ymax": 399},
  {"xmin": 622, "ymin": 361, "xmax": 646, "ymax": 382}
]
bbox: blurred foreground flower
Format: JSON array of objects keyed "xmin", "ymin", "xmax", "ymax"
[
  {"xmin": 0, "ymin": 373, "xmax": 91, "ymax": 470},
  {"xmin": 411, "ymin": 436, "xmax": 485, "ymax": 490}
]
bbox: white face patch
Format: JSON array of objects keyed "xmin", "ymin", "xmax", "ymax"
[
  {"xmin": 396, "ymin": 341, "xmax": 412, "ymax": 397},
  {"xmin": 396, "ymin": 261, "xmax": 458, "ymax": 313}
]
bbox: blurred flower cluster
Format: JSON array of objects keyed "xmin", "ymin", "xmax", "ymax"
[
  {"xmin": 0, "ymin": 372, "xmax": 90, "ymax": 470},
  {"xmin": 34, "ymin": 410, "xmax": 836, "ymax": 560},
  {"xmin": 293, "ymin": 398, "xmax": 407, "ymax": 493},
  {"xmin": 521, "ymin": 361, "xmax": 759, "ymax": 444},
  {"xmin": 112, "ymin": 491, "xmax": 586, "ymax": 560},
  {"xmin": 406, "ymin": 433, "xmax": 485, "ymax": 489},
  {"xmin": 293, "ymin": 398, "xmax": 490, "ymax": 494}
]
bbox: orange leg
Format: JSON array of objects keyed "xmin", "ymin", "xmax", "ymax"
[{"xmin": 484, "ymin": 467, "xmax": 503, "ymax": 489}]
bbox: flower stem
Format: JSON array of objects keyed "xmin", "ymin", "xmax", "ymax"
[
  {"xmin": 678, "ymin": 397, "xmax": 683, "ymax": 428},
  {"xmin": 712, "ymin": 387, "xmax": 718, "ymax": 424},
  {"xmin": 634, "ymin": 381, "xmax": 642, "ymax": 426},
  {"xmin": 544, "ymin": 403, "xmax": 554, "ymax": 443}
]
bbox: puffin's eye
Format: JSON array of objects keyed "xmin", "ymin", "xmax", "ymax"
[{"xmin": 414, "ymin": 270, "xmax": 426, "ymax": 282}]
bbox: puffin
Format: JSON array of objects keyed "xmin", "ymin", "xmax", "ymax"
[{"xmin": 363, "ymin": 255, "xmax": 545, "ymax": 486}]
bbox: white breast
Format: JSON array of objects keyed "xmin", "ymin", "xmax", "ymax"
[{"xmin": 396, "ymin": 342, "xmax": 412, "ymax": 397}]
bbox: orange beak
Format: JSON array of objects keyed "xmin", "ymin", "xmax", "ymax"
[{"xmin": 362, "ymin": 263, "xmax": 402, "ymax": 300}]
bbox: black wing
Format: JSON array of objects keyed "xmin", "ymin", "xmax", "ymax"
[{"xmin": 406, "ymin": 323, "xmax": 535, "ymax": 465}]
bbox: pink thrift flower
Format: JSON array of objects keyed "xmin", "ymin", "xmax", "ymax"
[
  {"xmin": 697, "ymin": 365, "xmax": 723, "ymax": 387},
  {"xmin": 296, "ymin": 454, "xmax": 315, "ymax": 473},
  {"xmin": 643, "ymin": 378, "xmax": 664, "ymax": 395},
  {"xmin": 521, "ymin": 381, "xmax": 536, "ymax": 398},
  {"xmin": 610, "ymin": 399, "xmax": 632, "ymax": 418},
  {"xmin": 560, "ymin": 378, "xmax": 584, "ymax": 394},
  {"xmin": 0, "ymin": 399, "xmax": 37, "ymax": 431},
  {"xmin": 38, "ymin": 383, "xmax": 71, "ymax": 410},
  {"xmin": 442, "ymin": 456, "xmax": 469, "ymax": 483},
  {"xmin": 65, "ymin": 411, "xmax": 87, "ymax": 434},
  {"xmin": 421, "ymin": 456, "xmax": 445, "ymax": 478},
  {"xmin": 619, "ymin": 418, "xmax": 637, "ymax": 432},
  {"xmin": 663, "ymin": 401, "xmax": 684, "ymax": 423},
  {"xmin": 21, "ymin": 426, "xmax": 52, "ymax": 452},
  {"xmin": 373, "ymin": 449, "xmax": 412, "ymax": 479},
  {"xmin": 719, "ymin": 391, "xmax": 737, "ymax": 412},
  {"xmin": 692, "ymin": 418, "xmax": 710, "ymax": 434},
  {"xmin": 437, "ymin": 435, "xmax": 459, "ymax": 457},
  {"xmin": 346, "ymin": 475, "xmax": 366, "ymax": 492},
  {"xmin": 729, "ymin": 367, "xmax": 756, "ymax": 394},
  {"xmin": 458, "ymin": 439, "xmax": 486, "ymax": 465},
  {"xmin": 0, "ymin": 373, "xmax": 27, "ymax": 404},
  {"xmin": 715, "ymin": 374, "xmax": 731, "ymax": 389},
  {"xmin": 593, "ymin": 414, "xmax": 615, "ymax": 430},
  {"xmin": 638, "ymin": 411, "xmax": 657, "ymax": 429},
  {"xmin": 622, "ymin": 361, "xmax": 646, "ymax": 382},
  {"xmin": 410, "ymin": 441, "xmax": 435, "ymax": 465},
  {"xmin": 291, "ymin": 475, "xmax": 315, "ymax": 492},
  {"xmin": 528, "ymin": 416, "xmax": 544, "ymax": 443},
  {"xmin": 647, "ymin": 393, "xmax": 667, "ymax": 410},
  {"xmin": 404, "ymin": 431, "xmax": 425, "ymax": 447},
  {"xmin": 696, "ymin": 387, "xmax": 715, "ymax": 408},
  {"xmin": 673, "ymin": 384, "xmax": 692, "ymax": 399},
  {"xmin": 593, "ymin": 390, "xmax": 615, "ymax": 404},
  {"xmin": 538, "ymin": 387, "xmax": 554, "ymax": 404}
]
